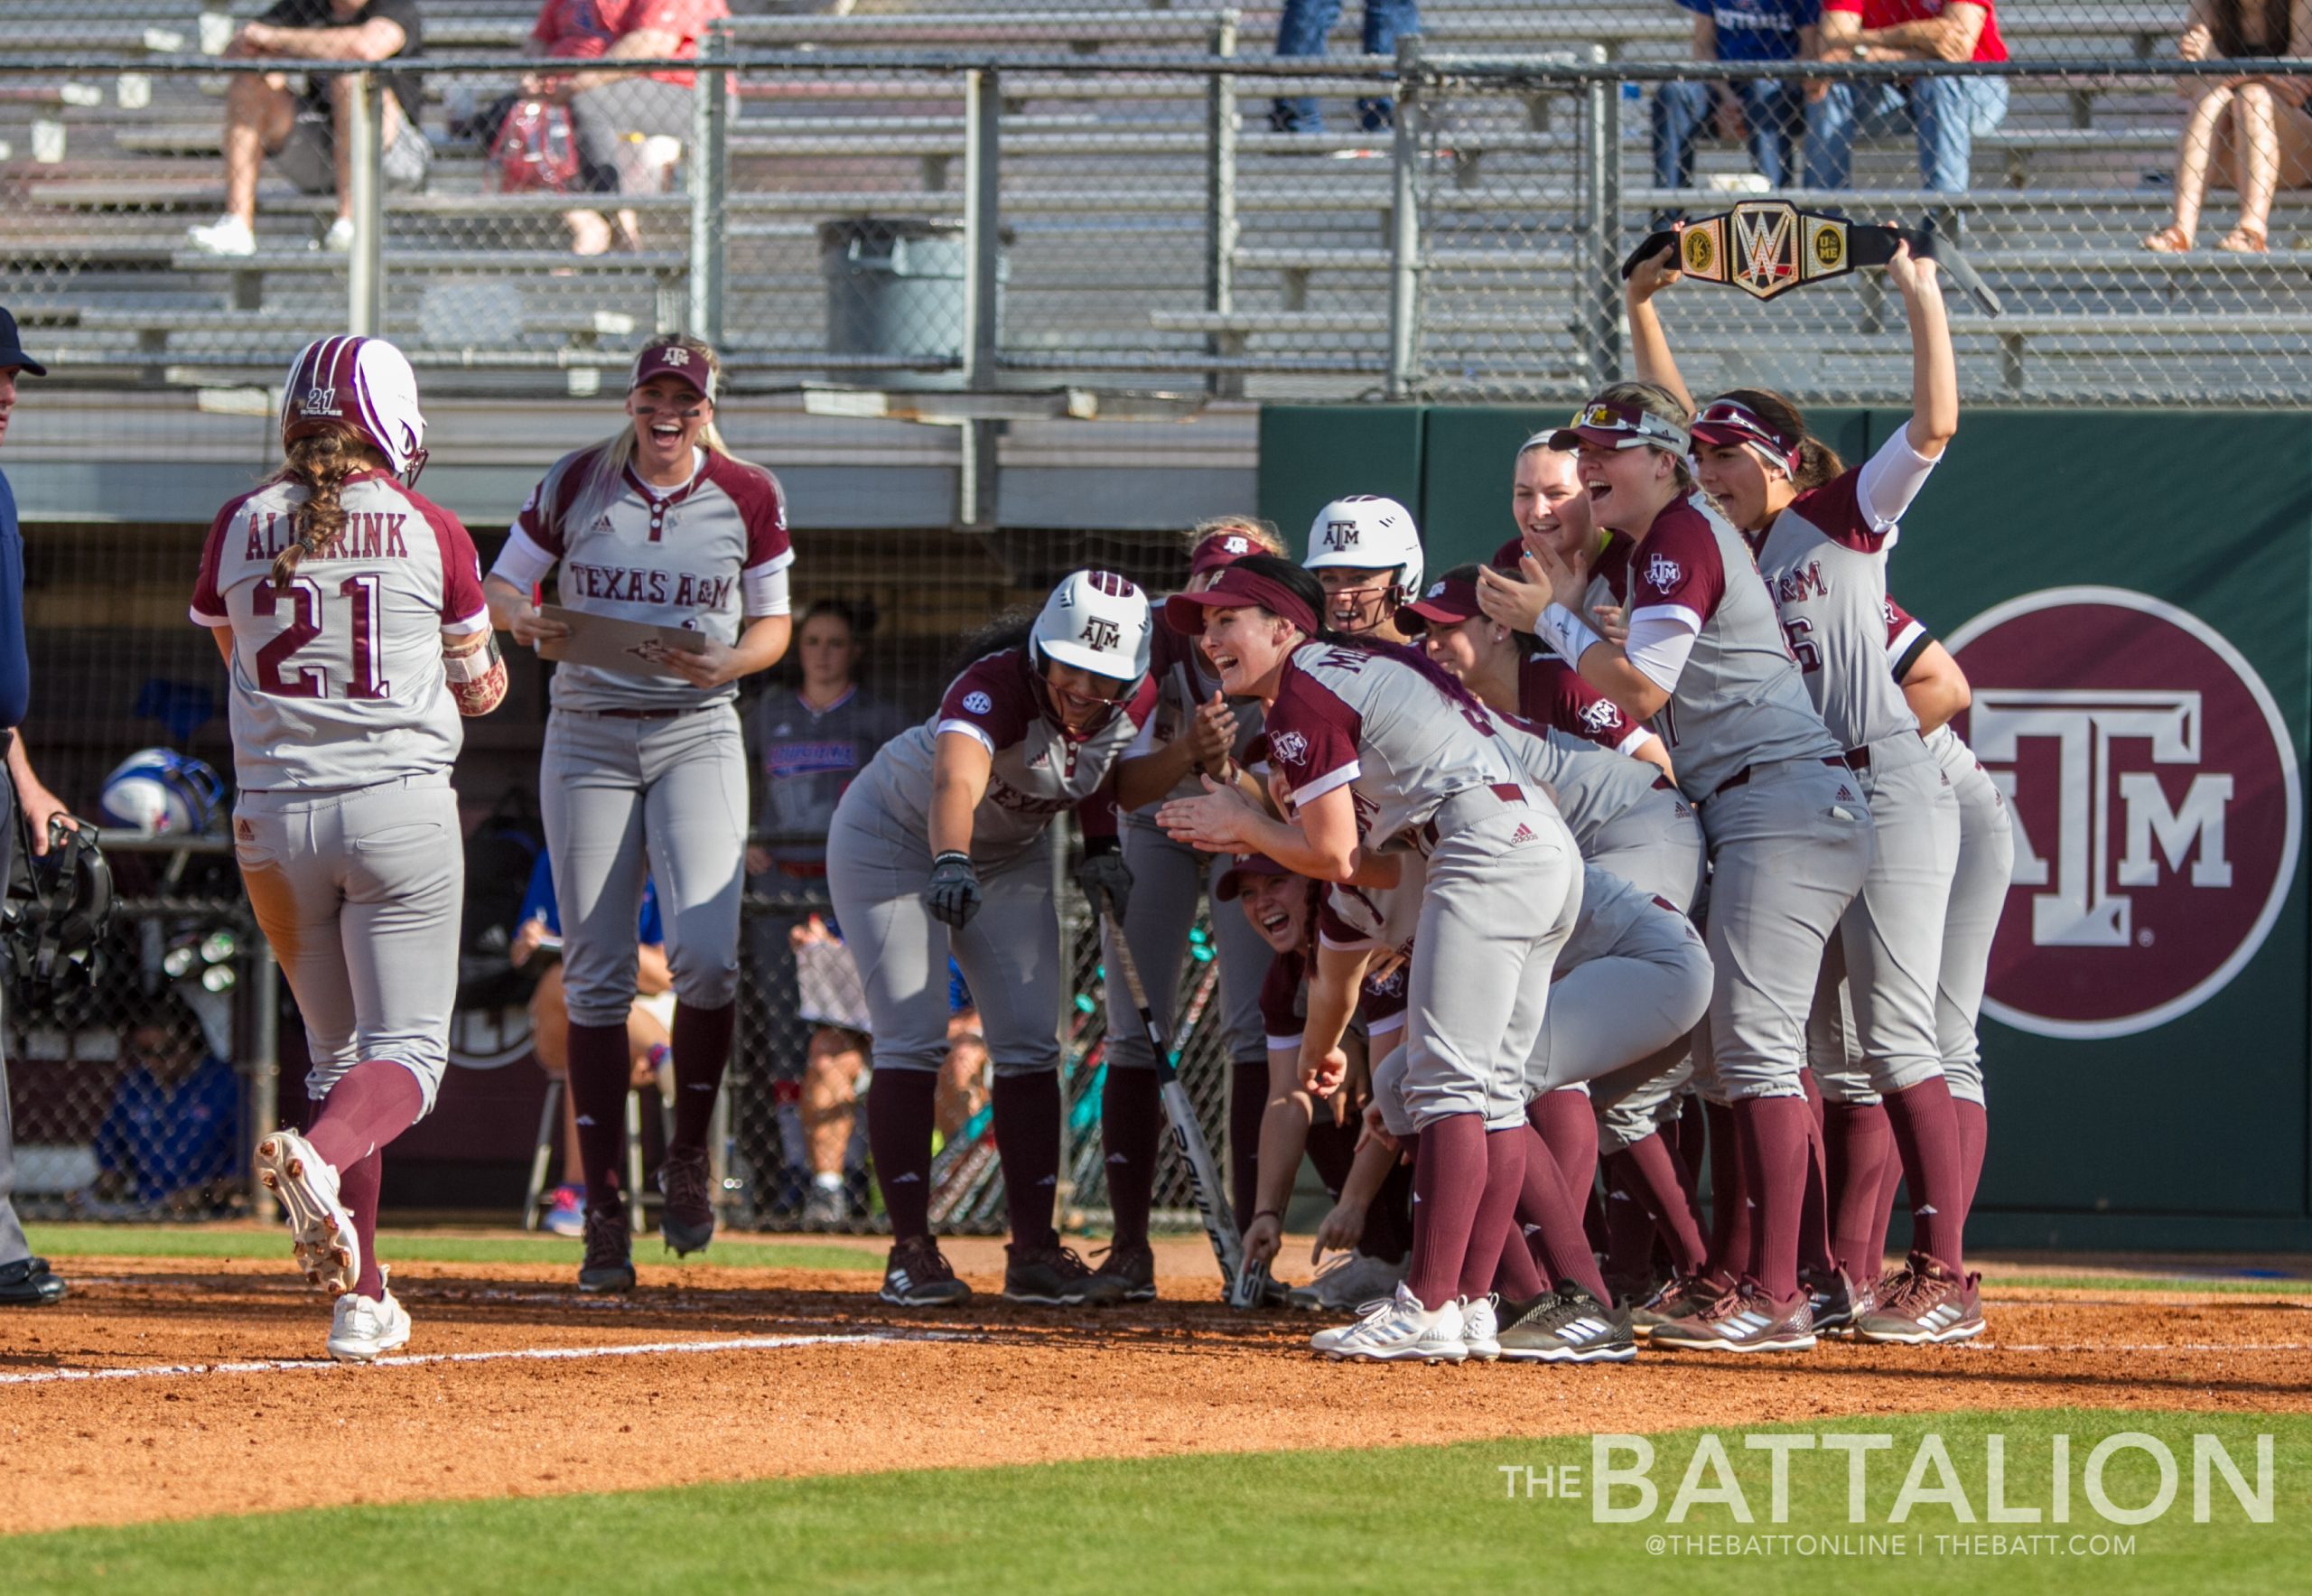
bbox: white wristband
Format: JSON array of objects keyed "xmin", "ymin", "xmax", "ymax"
[{"xmin": 1538, "ymin": 602, "xmax": 1604, "ymax": 664}]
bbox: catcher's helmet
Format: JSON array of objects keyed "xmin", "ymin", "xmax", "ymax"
[
  {"xmin": 4, "ymin": 815, "xmax": 116, "ymax": 1015},
  {"xmin": 98, "ymin": 747, "xmax": 224, "ymax": 836}
]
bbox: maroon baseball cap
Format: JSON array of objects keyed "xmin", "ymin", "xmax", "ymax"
[
  {"xmin": 1546, "ymin": 398, "xmax": 1689, "ymax": 456},
  {"xmin": 629, "ymin": 341, "xmax": 716, "ymax": 402},
  {"xmin": 1162, "ymin": 563, "xmax": 1319, "ymax": 639},
  {"xmin": 1397, "ymin": 574, "xmax": 1480, "ymax": 633},
  {"xmin": 1689, "ymin": 397, "xmax": 1800, "ymax": 474},
  {"xmin": 1490, "ymin": 537, "xmax": 1526, "ymax": 572},
  {"xmin": 1215, "ymin": 853, "xmax": 1292, "ymax": 901},
  {"xmin": 1189, "ymin": 529, "xmax": 1263, "ymax": 576}
]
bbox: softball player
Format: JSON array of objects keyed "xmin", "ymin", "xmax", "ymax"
[
  {"xmin": 485, "ymin": 334, "xmax": 794, "ymax": 1293},
  {"xmin": 1303, "ymin": 494, "xmax": 1422, "ymax": 644},
  {"xmin": 1159, "ymin": 555, "xmax": 1582, "ymax": 1365},
  {"xmin": 1506, "ymin": 385, "xmax": 1874, "ymax": 1354},
  {"xmin": 1096, "ymin": 520, "xmax": 1281, "ymax": 1302},
  {"xmin": 830, "ymin": 571, "xmax": 1158, "ymax": 1309},
  {"xmin": 1631, "ymin": 241, "xmax": 1981, "ymax": 1345},
  {"xmin": 202, "ymin": 336, "xmax": 505, "ymax": 1361}
]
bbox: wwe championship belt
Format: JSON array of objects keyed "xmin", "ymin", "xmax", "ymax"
[{"xmin": 1620, "ymin": 201, "xmax": 2002, "ymax": 318}]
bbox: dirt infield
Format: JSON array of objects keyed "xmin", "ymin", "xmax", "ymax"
[{"xmin": 5, "ymin": 1236, "xmax": 2309, "ymax": 1537}]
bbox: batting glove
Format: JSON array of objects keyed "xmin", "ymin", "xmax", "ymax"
[
  {"xmin": 1074, "ymin": 840, "xmax": 1134, "ymax": 922},
  {"xmin": 924, "ymin": 850, "xmax": 983, "ymax": 929}
]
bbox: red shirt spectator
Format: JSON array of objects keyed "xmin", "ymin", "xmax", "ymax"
[
  {"xmin": 530, "ymin": 0, "xmax": 730, "ymax": 88},
  {"xmin": 1822, "ymin": 0, "xmax": 2007, "ymax": 61}
]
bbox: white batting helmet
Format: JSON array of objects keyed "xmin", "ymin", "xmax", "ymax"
[
  {"xmin": 1030, "ymin": 569, "xmax": 1152, "ymax": 684},
  {"xmin": 1304, "ymin": 495, "xmax": 1425, "ymax": 602},
  {"xmin": 98, "ymin": 748, "xmax": 225, "ymax": 836},
  {"xmin": 282, "ymin": 335, "xmax": 428, "ymax": 484}
]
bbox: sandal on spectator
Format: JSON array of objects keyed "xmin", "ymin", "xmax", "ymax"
[
  {"xmin": 2141, "ymin": 224, "xmax": 2194, "ymax": 254},
  {"xmin": 2216, "ymin": 226, "xmax": 2270, "ymax": 254}
]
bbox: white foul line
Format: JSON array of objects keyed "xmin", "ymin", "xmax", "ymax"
[
  {"xmin": 1962, "ymin": 1341, "xmax": 2312, "ymax": 1354},
  {"xmin": 0, "ymin": 1331, "xmax": 900, "ymax": 1388}
]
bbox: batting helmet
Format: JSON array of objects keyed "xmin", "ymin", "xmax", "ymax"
[
  {"xmin": 1030, "ymin": 569, "xmax": 1152, "ymax": 685},
  {"xmin": 98, "ymin": 748, "xmax": 225, "ymax": 836},
  {"xmin": 1303, "ymin": 495, "xmax": 1425, "ymax": 604},
  {"xmin": 283, "ymin": 335, "xmax": 428, "ymax": 485}
]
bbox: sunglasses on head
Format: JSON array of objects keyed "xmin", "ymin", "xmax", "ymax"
[{"xmin": 1570, "ymin": 402, "xmax": 1691, "ymax": 453}]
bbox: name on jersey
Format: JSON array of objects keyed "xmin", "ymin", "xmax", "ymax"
[
  {"xmin": 986, "ymin": 776, "xmax": 1076, "ymax": 818},
  {"xmin": 563, "ymin": 562, "xmax": 734, "ymax": 609},
  {"xmin": 768, "ymin": 740, "xmax": 858, "ymax": 779},
  {"xmin": 1773, "ymin": 560, "xmax": 1830, "ymax": 604},
  {"xmin": 242, "ymin": 508, "xmax": 409, "ymax": 561}
]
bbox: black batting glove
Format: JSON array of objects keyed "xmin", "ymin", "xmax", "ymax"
[{"xmin": 924, "ymin": 850, "xmax": 983, "ymax": 929}]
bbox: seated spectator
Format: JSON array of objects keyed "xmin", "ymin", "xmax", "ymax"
[
  {"xmin": 88, "ymin": 993, "xmax": 242, "ymax": 1216},
  {"xmin": 511, "ymin": 849, "xmax": 673, "ymax": 1237},
  {"xmin": 526, "ymin": 0, "xmax": 730, "ymax": 256},
  {"xmin": 186, "ymin": 0, "xmax": 430, "ymax": 257},
  {"xmin": 1654, "ymin": 0, "xmax": 1820, "ymax": 205},
  {"xmin": 1804, "ymin": 0, "xmax": 2009, "ymax": 194},
  {"xmin": 2144, "ymin": 0, "xmax": 2312, "ymax": 254},
  {"xmin": 1270, "ymin": 0, "xmax": 1421, "ymax": 137}
]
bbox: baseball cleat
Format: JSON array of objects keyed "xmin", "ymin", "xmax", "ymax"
[
  {"xmin": 0, "ymin": 1255, "xmax": 67, "ymax": 1308},
  {"xmin": 1309, "ymin": 1295, "xmax": 1398, "ymax": 1354},
  {"xmin": 1497, "ymin": 1284, "xmax": 1638, "ymax": 1364},
  {"xmin": 1852, "ymin": 1255, "xmax": 1984, "ymax": 1345},
  {"xmin": 1801, "ymin": 1266, "xmax": 1863, "ymax": 1335},
  {"xmin": 1460, "ymin": 1293, "xmax": 1503, "ymax": 1362},
  {"xmin": 1627, "ymin": 1273, "xmax": 1720, "ymax": 1339},
  {"xmin": 656, "ymin": 1145, "xmax": 716, "ymax": 1256},
  {"xmin": 578, "ymin": 1202, "xmax": 636, "ymax": 1293},
  {"xmin": 1287, "ymin": 1249, "xmax": 1409, "ymax": 1314},
  {"xmin": 1002, "ymin": 1239, "xmax": 1126, "ymax": 1307},
  {"xmin": 1651, "ymin": 1286, "xmax": 1817, "ymax": 1353},
  {"xmin": 879, "ymin": 1236, "xmax": 973, "ymax": 1307},
  {"xmin": 327, "ymin": 1269, "xmax": 412, "ymax": 1363},
  {"xmin": 1323, "ymin": 1283, "xmax": 1467, "ymax": 1364},
  {"xmin": 1093, "ymin": 1241, "xmax": 1159, "ymax": 1303},
  {"xmin": 255, "ymin": 1130, "xmax": 358, "ymax": 1294}
]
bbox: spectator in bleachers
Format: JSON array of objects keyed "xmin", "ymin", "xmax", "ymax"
[
  {"xmin": 2144, "ymin": 0, "xmax": 2312, "ymax": 254},
  {"xmin": 88, "ymin": 993, "xmax": 242, "ymax": 1216},
  {"xmin": 1652, "ymin": 0, "xmax": 1820, "ymax": 204},
  {"xmin": 1804, "ymin": 0, "xmax": 2009, "ymax": 193},
  {"xmin": 185, "ymin": 0, "xmax": 431, "ymax": 258},
  {"xmin": 1269, "ymin": 0, "xmax": 1421, "ymax": 138},
  {"xmin": 525, "ymin": 0, "xmax": 732, "ymax": 256}
]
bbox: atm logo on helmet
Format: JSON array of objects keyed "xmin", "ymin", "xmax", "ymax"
[
  {"xmin": 1323, "ymin": 519, "xmax": 1361, "ymax": 550},
  {"xmin": 1950, "ymin": 587, "xmax": 2302, "ymax": 1041},
  {"xmin": 1079, "ymin": 617, "xmax": 1122, "ymax": 652}
]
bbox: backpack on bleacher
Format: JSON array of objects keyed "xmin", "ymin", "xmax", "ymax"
[{"xmin": 489, "ymin": 98, "xmax": 581, "ymax": 193}]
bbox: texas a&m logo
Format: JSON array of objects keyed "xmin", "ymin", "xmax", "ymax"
[
  {"xmin": 1078, "ymin": 616, "xmax": 1123, "ymax": 652},
  {"xmin": 1577, "ymin": 699, "xmax": 1623, "ymax": 736},
  {"xmin": 1645, "ymin": 553, "xmax": 1683, "ymax": 593},
  {"xmin": 1950, "ymin": 587, "xmax": 2301, "ymax": 1040},
  {"xmin": 1322, "ymin": 518, "xmax": 1361, "ymax": 552}
]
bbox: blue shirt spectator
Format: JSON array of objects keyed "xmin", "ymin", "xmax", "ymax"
[
  {"xmin": 1680, "ymin": 0, "xmax": 1817, "ymax": 61},
  {"xmin": 518, "ymin": 848, "xmax": 663, "ymax": 946},
  {"xmin": 1653, "ymin": 0, "xmax": 1820, "ymax": 204},
  {"xmin": 94, "ymin": 1027, "xmax": 243, "ymax": 1207}
]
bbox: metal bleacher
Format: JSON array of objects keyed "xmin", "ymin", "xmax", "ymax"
[{"xmin": 0, "ymin": 1, "xmax": 2298, "ymax": 405}]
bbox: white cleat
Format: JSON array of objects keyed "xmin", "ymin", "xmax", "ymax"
[
  {"xmin": 1310, "ymin": 1294, "xmax": 1397, "ymax": 1354},
  {"xmin": 327, "ymin": 1272, "xmax": 411, "ymax": 1363},
  {"xmin": 1323, "ymin": 1282, "xmax": 1468, "ymax": 1364},
  {"xmin": 1286, "ymin": 1248, "xmax": 1409, "ymax": 1313},
  {"xmin": 255, "ymin": 1129, "xmax": 358, "ymax": 1294},
  {"xmin": 1460, "ymin": 1293, "xmax": 1502, "ymax": 1362}
]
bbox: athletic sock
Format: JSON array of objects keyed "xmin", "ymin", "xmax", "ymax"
[
  {"xmin": 991, "ymin": 1070, "xmax": 1063, "ymax": 1251},
  {"xmin": 338, "ymin": 1149, "xmax": 385, "ymax": 1302},
  {"xmin": 867, "ymin": 1068, "xmax": 940, "ymax": 1242},
  {"xmin": 1512, "ymin": 1123, "xmax": 1610, "ymax": 1302},
  {"xmin": 668, "ymin": 1001, "xmax": 735, "ymax": 1154},
  {"xmin": 1733, "ymin": 1093, "xmax": 1812, "ymax": 1305},
  {"xmin": 1883, "ymin": 1074, "xmax": 1968, "ymax": 1273},
  {"xmin": 1228, "ymin": 1059, "xmax": 1267, "ymax": 1231},
  {"xmin": 1403, "ymin": 1113, "xmax": 1487, "ymax": 1310},
  {"xmin": 1602, "ymin": 1165, "xmax": 1659, "ymax": 1285},
  {"xmin": 1526, "ymin": 1090, "xmax": 1599, "ymax": 1211},
  {"xmin": 564, "ymin": 1022, "xmax": 635, "ymax": 1212},
  {"xmin": 1865, "ymin": 1144, "xmax": 1904, "ymax": 1285},
  {"xmin": 1797, "ymin": 1087, "xmax": 1837, "ymax": 1279},
  {"xmin": 1100, "ymin": 1067, "xmax": 1162, "ymax": 1247},
  {"xmin": 1824, "ymin": 1101, "xmax": 1896, "ymax": 1282},
  {"xmin": 1457, "ymin": 1126, "xmax": 1532, "ymax": 1301},
  {"xmin": 1953, "ymin": 1097, "xmax": 1989, "ymax": 1226},
  {"xmin": 1606, "ymin": 1134, "xmax": 1709, "ymax": 1276},
  {"xmin": 304, "ymin": 1059, "xmax": 424, "ymax": 1172},
  {"xmin": 1703, "ymin": 1097, "xmax": 1748, "ymax": 1283},
  {"xmin": 1359, "ymin": 1158, "xmax": 1414, "ymax": 1265},
  {"xmin": 1493, "ymin": 1209, "xmax": 1546, "ymax": 1300}
]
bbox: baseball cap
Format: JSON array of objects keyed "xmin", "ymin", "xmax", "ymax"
[
  {"xmin": 1162, "ymin": 563, "xmax": 1319, "ymax": 639},
  {"xmin": 1689, "ymin": 397, "xmax": 1800, "ymax": 476},
  {"xmin": 1189, "ymin": 529, "xmax": 1262, "ymax": 577},
  {"xmin": 0, "ymin": 307, "xmax": 49, "ymax": 376},
  {"xmin": 1215, "ymin": 853, "xmax": 1291, "ymax": 901},
  {"xmin": 1547, "ymin": 399, "xmax": 1689, "ymax": 456},
  {"xmin": 1396, "ymin": 574, "xmax": 1480, "ymax": 633},
  {"xmin": 629, "ymin": 340, "xmax": 715, "ymax": 402}
]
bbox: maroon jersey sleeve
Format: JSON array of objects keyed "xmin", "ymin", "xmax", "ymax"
[
  {"xmin": 706, "ymin": 454, "xmax": 794, "ymax": 574},
  {"xmin": 1258, "ymin": 948, "xmax": 1306, "ymax": 1045},
  {"xmin": 1787, "ymin": 465, "xmax": 1888, "ymax": 554},
  {"xmin": 513, "ymin": 447, "xmax": 594, "ymax": 559},
  {"xmin": 1624, "ymin": 504, "xmax": 1729, "ymax": 629},
  {"xmin": 1356, "ymin": 965, "xmax": 1409, "ymax": 1031},
  {"xmin": 936, "ymin": 650, "xmax": 1035, "ymax": 751},
  {"xmin": 1263, "ymin": 659, "xmax": 1364, "ymax": 804},
  {"xmin": 414, "ymin": 493, "xmax": 489, "ymax": 630},
  {"xmin": 189, "ymin": 490, "xmax": 257, "ymax": 627},
  {"xmin": 1521, "ymin": 651, "xmax": 1639, "ymax": 752}
]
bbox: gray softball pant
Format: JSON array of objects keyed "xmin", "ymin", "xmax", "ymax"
[
  {"xmin": 1587, "ymin": 788, "xmax": 1707, "ymax": 914},
  {"xmin": 542, "ymin": 705, "xmax": 748, "ymax": 1028},
  {"xmin": 1402, "ymin": 794, "xmax": 1583, "ymax": 1132},
  {"xmin": 233, "ymin": 774, "xmax": 462, "ymax": 1113},
  {"xmin": 825, "ymin": 791, "xmax": 1062, "ymax": 1078},
  {"xmin": 1099, "ymin": 810, "xmax": 1271, "ymax": 1071},
  {"xmin": 1532, "ymin": 914, "xmax": 1715, "ymax": 1098},
  {"xmin": 1692, "ymin": 756, "xmax": 1875, "ymax": 1102}
]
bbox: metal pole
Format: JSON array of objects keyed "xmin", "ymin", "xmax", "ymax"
[
  {"xmin": 1384, "ymin": 34, "xmax": 1423, "ymax": 401},
  {"xmin": 1579, "ymin": 44, "xmax": 1622, "ymax": 389},
  {"xmin": 1205, "ymin": 12, "xmax": 1240, "ymax": 399},
  {"xmin": 963, "ymin": 66, "xmax": 1002, "ymax": 390},
  {"xmin": 345, "ymin": 70, "xmax": 383, "ymax": 337},
  {"xmin": 688, "ymin": 25, "xmax": 731, "ymax": 346},
  {"xmin": 248, "ymin": 938, "xmax": 281, "ymax": 1219}
]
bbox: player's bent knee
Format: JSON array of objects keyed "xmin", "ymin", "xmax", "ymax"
[{"xmin": 987, "ymin": 1051, "xmax": 1060, "ymax": 1079}]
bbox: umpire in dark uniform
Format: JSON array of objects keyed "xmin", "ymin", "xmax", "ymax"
[{"xmin": 0, "ymin": 306, "xmax": 67, "ymax": 1307}]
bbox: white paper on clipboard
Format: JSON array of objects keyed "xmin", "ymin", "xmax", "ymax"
[{"xmin": 534, "ymin": 605, "xmax": 710, "ymax": 676}]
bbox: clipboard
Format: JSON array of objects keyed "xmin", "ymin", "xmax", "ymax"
[{"xmin": 534, "ymin": 605, "xmax": 710, "ymax": 675}]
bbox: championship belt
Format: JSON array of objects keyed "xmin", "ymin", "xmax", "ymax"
[{"xmin": 1620, "ymin": 201, "xmax": 2002, "ymax": 318}]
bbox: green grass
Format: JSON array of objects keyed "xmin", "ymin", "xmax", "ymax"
[
  {"xmin": 21, "ymin": 1225, "xmax": 879, "ymax": 1273},
  {"xmin": 1984, "ymin": 1273, "xmax": 2312, "ymax": 1297},
  {"xmin": 11, "ymin": 1409, "xmax": 2299, "ymax": 1592}
]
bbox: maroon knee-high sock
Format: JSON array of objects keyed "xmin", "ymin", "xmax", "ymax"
[
  {"xmin": 1494, "ymin": 1205, "xmax": 1547, "ymax": 1300},
  {"xmin": 1824, "ymin": 1101, "xmax": 1896, "ymax": 1282},
  {"xmin": 1797, "ymin": 1089, "xmax": 1836, "ymax": 1278},
  {"xmin": 1607, "ymin": 1134, "xmax": 1709, "ymax": 1276},
  {"xmin": 1678, "ymin": 1093, "xmax": 1709, "ymax": 1185},
  {"xmin": 1703, "ymin": 1098, "xmax": 1748, "ymax": 1285},
  {"xmin": 1865, "ymin": 1142, "xmax": 1905, "ymax": 1283},
  {"xmin": 1954, "ymin": 1097, "xmax": 1989, "ymax": 1226},
  {"xmin": 305, "ymin": 1060, "xmax": 424, "ymax": 1172},
  {"xmin": 338, "ymin": 1149, "xmax": 385, "ymax": 1301},
  {"xmin": 1359, "ymin": 1158, "xmax": 1414, "ymax": 1265},
  {"xmin": 1882, "ymin": 1075, "xmax": 1967, "ymax": 1272},
  {"xmin": 1527, "ymin": 1092, "xmax": 1599, "ymax": 1210},
  {"xmin": 669, "ymin": 1001, "xmax": 735, "ymax": 1155},
  {"xmin": 1404, "ymin": 1114, "xmax": 1488, "ymax": 1309},
  {"xmin": 1602, "ymin": 1159, "xmax": 1660, "ymax": 1284},
  {"xmin": 564, "ymin": 1022, "xmax": 634, "ymax": 1213},
  {"xmin": 867, "ymin": 1068, "xmax": 939, "ymax": 1242},
  {"xmin": 1228, "ymin": 1060, "xmax": 1268, "ymax": 1231},
  {"xmin": 1306, "ymin": 1115, "xmax": 1358, "ymax": 1197},
  {"xmin": 1733, "ymin": 1094, "xmax": 1813, "ymax": 1305},
  {"xmin": 1457, "ymin": 1127, "xmax": 1532, "ymax": 1301},
  {"xmin": 1512, "ymin": 1124, "xmax": 1610, "ymax": 1302},
  {"xmin": 1101, "ymin": 1068, "xmax": 1162, "ymax": 1247},
  {"xmin": 991, "ymin": 1071, "xmax": 1063, "ymax": 1249}
]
